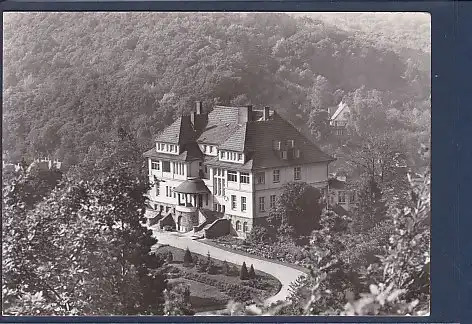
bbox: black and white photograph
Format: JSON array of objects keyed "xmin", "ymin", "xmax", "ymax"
[{"xmin": 2, "ymin": 12, "xmax": 431, "ymax": 316}]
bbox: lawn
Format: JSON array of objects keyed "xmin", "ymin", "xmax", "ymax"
[
  {"xmin": 167, "ymin": 278, "xmax": 230, "ymax": 312},
  {"xmin": 155, "ymin": 245, "xmax": 281, "ymax": 307}
]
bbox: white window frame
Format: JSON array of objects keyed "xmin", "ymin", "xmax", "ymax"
[
  {"xmin": 273, "ymin": 169, "xmax": 280, "ymax": 183},
  {"xmin": 259, "ymin": 196, "xmax": 265, "ymax": 212},
  {"xmin": 240, "ymin": 172, "xmax": 250, "ymax": 184},
  {"xmin": 227, "ymin": 170, "xmax": 237, "ymax": 182},
  {"xmin": 270, "ymin": 195, "xmax": 276, "ymax": 209},
  {"xmin": 241, "ymin": 196, "xmax": 247, "ymax": 212},
  {"xmin": 294, "ymin": 166, "xmax": 301, "ymax": 180},
  {"xmin": 151, "ymin": 161, "xmax": 160, "ymax": 170},
  {"xmin": 231, "ymin": 195, "xmax": 237, "ymax": 210},
  {"xmin": 256, "ymin": 172, "xmax": 265, "ymax": 184}
]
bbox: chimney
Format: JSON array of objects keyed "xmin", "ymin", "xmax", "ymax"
[
  {"xmin": 263, "ymin": 106, "xmax": 270, "ymax": 121},
  {"xmin": 196, "ymin": 101, "xmax": 203, "ymax": 115},
  {"xmin": 238, "ymin": 105, "xmax": 252, "ymax": 124}
]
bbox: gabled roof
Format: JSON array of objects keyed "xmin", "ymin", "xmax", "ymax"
[
  {"xmin": 245, "ymin": 113, "xmax": 334, "ymax": 170},
  {"xmin": 197, "ymin": 106, "xmax": 248, "ymax": 146},
  {"xmin": 219, "ymin": 123, "xmax": 248, "ymax": 151},
  {"xmin": 154, "ymin": 116, "xmax": 197, "ymax": 145},
  {"xmin": 331, "ymin": 102, "xmax": 349, "ymax": 121},
  {"xmin": 147, "ymin": 105, "xmax": 334, "ymax": 170}
]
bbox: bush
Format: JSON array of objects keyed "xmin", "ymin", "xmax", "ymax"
[
  {"xmin": 183, "ymin": 247, "xmax": 193, "ymax": 265},
  {"xmin": 231, "ymin": 265, "xmax": 239, "ymax": 277},
  {"xmin": 166, "ymin": 251, "xmax": 173, "ymax": 263},
  {"xmin": 207, "ymin": 262, "xmax": 218, "ymax": 275},
  {"xmin": 222, "ymin": 260, "xmax": 230, "ymax": 276},
  {"xmin": 248, "ymin": 264, "xmax": 256, "ymax": 279},
  {"xmin": 240, "ymin": 262, "xmax": 249, "ymax": 280}
]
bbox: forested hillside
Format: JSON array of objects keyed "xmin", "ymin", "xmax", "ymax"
[{"xmin": 2, "ymin": 12, "xmax": 430, "ymax": 167}]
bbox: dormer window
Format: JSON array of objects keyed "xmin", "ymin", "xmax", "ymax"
[
  {"xmin": 273, "ymin": 140, "xmax": 281, "ymax": 150},
  {"xmin": 287, "ymin": 139, "xmax": 294, "ymax": 148},
  {"xmin": 209, "ymin": 146, "xmax": 213, "ymax": 153},
  {"xmin": 203, "ymin": 145, "xmax": 207, "ymax": 153},
  {"xmin": 221, "ymin": 151, "xmax": 226, "ymax": 159}
]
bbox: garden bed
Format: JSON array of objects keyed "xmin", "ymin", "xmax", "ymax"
[
  {"xmin": 203, "ymin": 236, "xmax": 311, "ymax": 274},
  {"xmin": 155, "ymin": 246, "xmax": 282, "ymax": 306},
  {"xmin": 167, "ymin": 278, "xmax": 230, "ymax": 312}
]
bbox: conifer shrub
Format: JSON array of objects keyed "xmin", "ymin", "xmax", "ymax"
[{"xmin": 240, "ymin": 262, "xmax": 249, "ymax": 280}]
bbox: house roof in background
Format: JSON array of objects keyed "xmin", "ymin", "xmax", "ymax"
[{"xmin": 331, "ymin": 102, "xmax": 349, "ymax": 120}]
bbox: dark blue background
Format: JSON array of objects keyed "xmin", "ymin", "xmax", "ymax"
[{"xmin": 1, "ymin": 1, "xmax": 470, "ymax": 323}]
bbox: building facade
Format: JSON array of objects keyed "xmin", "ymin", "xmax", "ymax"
[
  {"xmin": 329, "ymin": 101, "xmax": 350, "ymax": 137},
  {"xmin": 144, "ymin": 102, "xmax": 334, "ymax": 237}
]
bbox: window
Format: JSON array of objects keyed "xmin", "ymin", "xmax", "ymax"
[
  {"xmin": 336, "ymin": 128, "xmax": 344, "ymax": 136},
  {"xmin": 155, "ymin": 183, "xmax": 160, "ymax": 196},
  {"xmin": 273, "ymin": 169, "xmax": 280, "ymax": 183},
  {"xmin": 270, "ymin": 195, "xmax": 276, "ymax": 209},
  {"xmin": 209, "ymin": 146, "xmax": 213, "ymax": 153},
  {"xmin": 259, "ymin": 196, "xmax": 265, "ymax": 212},
  {"xmin": 240, "ymin": 172, "xmax": 250, "ymax": 184},
  {"xmin": 273, "ymin": 140, "xmax": 281, "ymax": 150},
  {"xmin": 256, "ymin": 172, "xmax": 265, "ymax": 184},
  {"xmin": 227, "ymin": 170, "xmax": 237, "ymax": 182},
  {"xmin": 222, "ymin": 179, "xmax": 225, "ymax": 196},
  {"xmin": 203, "ymin": 145, "xmax": 207, "ymax": 153},
  {"xmin": 294, "ymin": 149, "xmax": 300, "ymax": 158},
  {"xmin": 231, "ymin": 195, "xmax": 237, "ymax": 210},
  {"xmin": 294, "ymin": 167, "xmax": 301, "ymax": 180},
  {"xmin": 241, "ymin": 197, "xmax": 247, "ymax": 212},
  {"xmin": 243, "ymin": 222, "xmax": 248, "ymax": 233},
  {"xmin": 162, "ymin": 161, "xmax": 170, "ymax": 172},
  {"xmin": 287, "ymin": 139, "xmax": 294, "ymax": 148},
  {"xmin": 214, "ymin": 203, "xmax": 218, "ymax": 211},
  {"xmin": 173, "ymin": 187, "xmax": 176, "ymax": 199},
  {"xmin": 151, "ymin": 161, "xmax": 159, "ymax": 170},
  {"xmin": 166, "ymin": 186, "xmax": 170, "ymax": 197},
  {"xmin": 221, "ymin": 151, "xmax": 226, "ymax": 159},
  {"xmin": 238, "ymin": 153, "xmax": 242, "ymax": 161},
  {"xmin": 236, "ymin": 221, "xmax": 241, "ymax": 231},
  {"xmin": 349, "ymin": 191, "xmax": 356, "ymax": 203},
  {"xmin": 217, "ymin": 178, "xmax": 222, "ymax": 196},
  {"xmin": 338, "ymin": 191, "xmax": 346, "ymax": 203},
  {"xmin": 281, "ymin": 151, "xmax": 287, "ymax": 160}
]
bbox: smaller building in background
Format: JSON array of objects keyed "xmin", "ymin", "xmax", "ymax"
[
  {"xmin": 328, "ymin": 101, "xmax": 350, "ymax": 137},
  {"xmin": 327, "ymin": 174, "xmax": 357, "ymax": 212}
]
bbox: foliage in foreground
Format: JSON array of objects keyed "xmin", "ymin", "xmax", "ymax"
[
  {"xmin": 220, "ymin": 170, "xmax": 430, "ymax": 316},
  {"xmin": 2, "ymin": 169, "xmax": 167, "ymax": 315}
]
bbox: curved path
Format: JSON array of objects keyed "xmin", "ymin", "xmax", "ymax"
[{"xmin": 152, "ymin": 230, "xmax": 306, "ymax": 306}]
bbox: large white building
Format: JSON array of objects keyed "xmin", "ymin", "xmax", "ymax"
[{"xmin": 144, "ymin": 102, "xmax": 334, "ymax": 237}]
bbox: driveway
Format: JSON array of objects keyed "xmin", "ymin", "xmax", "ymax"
[{"xmin": 153, "ymin": 230, "xmax": 306, "ymax": 306}]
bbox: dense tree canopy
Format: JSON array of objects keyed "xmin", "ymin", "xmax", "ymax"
[{"xmin": 3, "ymin": 12, "xmax": 430, "ymax": 168}]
